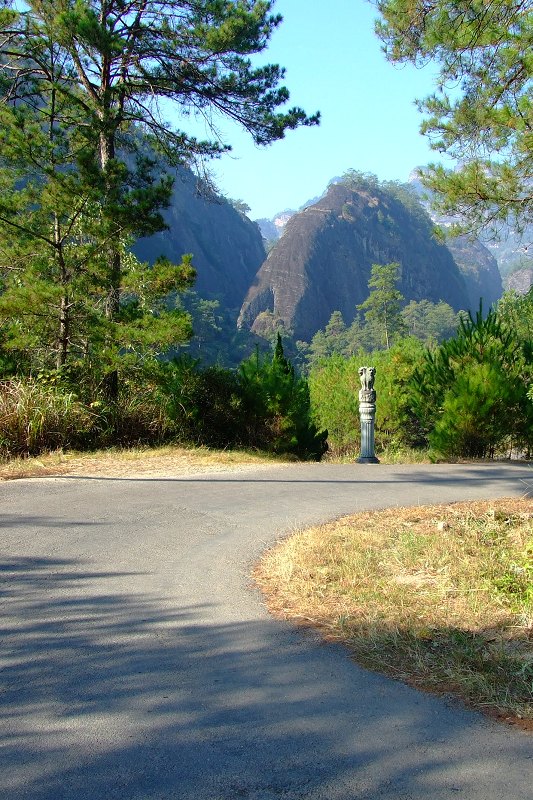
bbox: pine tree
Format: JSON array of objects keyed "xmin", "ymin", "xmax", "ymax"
[
  {"xmin": 0, "ymin": 98, "xmax": 194, "ymax": 381},
  {"xmin": 0, "ymin": 1, "xmax": 319, "ymax": 393},
  {"xmin": 401, "ymin": 299, "xmax": 460, "ymax": 344},
  {"xmin": 411, "ymin": 307, "xmax": 533, "ymax": 457},
  {"xmin": 357, "ymin": 262, "xmax": 406, "ymax": 349},
  {"xmin": 375, "ymin": 0, "xmax": 532, "ymax": 234}
]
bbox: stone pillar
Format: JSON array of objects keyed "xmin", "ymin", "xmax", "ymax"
[{"xmin": 357, "ymin": 366, "xmax": 379, "ymax": 464}]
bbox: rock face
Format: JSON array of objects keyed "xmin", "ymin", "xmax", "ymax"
[
  {"xmin": 507, "ymin": 269, "xmax": 533, "ymax": 293},
  {"xmin": 484, "ymin": 224, "xmax": 533, "ymax": 279},
  {"xmin": 238, "ymin": 182, "xmax": 471, "ymax": 342},
  {"xmin": 133, "ymin": 167, "xmax": 266, "ymax": 310},
  {"xmin": 255, "ymin": 217, "xmax": 280, "ymax": 244},
  {"xmin": 445, "ymin": 235, "xmax": 502, "ymax": 311}
]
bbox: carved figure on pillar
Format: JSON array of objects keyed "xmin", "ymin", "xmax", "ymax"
[
  {"xmin": 357, "ymin": 366, "xmax": 379, "ymax": 464},
  {"xmin": 358, "ymin": 366, "xmax": 376, "ymax": 401}
]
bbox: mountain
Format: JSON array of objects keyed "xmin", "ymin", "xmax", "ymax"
[
  {"xmin": 255, "ymin": 217, "xmax": 280, "ymax": 243},
  {"xmin": 256, "ymin": 210, "xmax": 297, "ymax": 246},
  {"xmin": 130, "ymin": 165, "xmax": 505, "ymax": 360},
  {"xmin": 507, "ymin": 269, "xmax": 533, "ymax": 294},
  {"xmin": 408, "ymin": 168, "xmax": 529, "ymax": 295},
  {"xmin": 484, "ymin": 227, "xmax": 532, "ymax": 289},
  {"xmin": 133, "ymin": 167, "xmax": 266, "ymax": 310},
  {"xmin": 445, "ymin": 235, "xmax": 502, "ymax": 311},
  {"xmin": 239, "ymin": 180, "xmax": 486, "ymax": 342}
]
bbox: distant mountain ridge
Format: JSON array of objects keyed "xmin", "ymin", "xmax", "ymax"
[
  {"xmin": 445, "ymin": 235, "xmax": 502, "ymax": 311},
  {"xmin": 408, "ymin": 169, "xmax": 531, "ymax": 290},
  {"xmin": 256, "ymin": 179, "xmax": 503, "ymax": 311},
  {"xmin": 239, "ymin": 179, "xmax": 501, "ymax": 342},
  {"xmin": 130, "ymin": 165, "xmax": 505, "ymax": 356}
]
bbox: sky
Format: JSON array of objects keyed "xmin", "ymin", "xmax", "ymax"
[{"xmin": 178, "ymin": 0, "xmax": 452, "ymax": 221}]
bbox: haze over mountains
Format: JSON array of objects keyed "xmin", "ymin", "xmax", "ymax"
[{"xmin": 134, "ymin": 164, "xmax": 529, "ymax": 356}]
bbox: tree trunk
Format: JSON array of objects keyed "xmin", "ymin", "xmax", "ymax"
[
  {"xmin": 58, "ymin": 294, "xmax": 70, "ymax": 370},
  {"xmin": 55, "ymin": 214, "xmax": 70, "ymax": 370},
  {"xmin": 100, "ymin": 130, "xmax": 120, "ymax": 400}
]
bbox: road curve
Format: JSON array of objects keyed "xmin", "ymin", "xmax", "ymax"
[{"xmin": 1, "ymin": 462, "xmax": 532, "ymax": 800}]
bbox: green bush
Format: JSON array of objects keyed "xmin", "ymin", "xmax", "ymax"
[
  {"xmin": 159, "ymin": 357, "xmax": 247, "ymax": 449},
  {"xmin": 308, "ymin": 339, "xmax": 426, "ymax": 456},
  {"xmin": 239, "ymin": 336, "xmax": 328, "ymax": 460},
  {"xmin": 430, "ymin": 361, "xmax": 517, "ymax": 459},
  {"xmin": 0, "ymin": 341, "xmax": 328, "ymax": 460},
  {"xmin": 412, "ymin": 308, "xmax": 533, "ymax": 459},
  {"xmin": 308, "ymin": 354, "xmax": 360, "ymax": 455},
  {"xmin": 371, "ymin": 338, "xmax": 427, "ymax": 450},
  {"xmin": 158, "ymin": 340, "xmax": 327, "ymax": 460}
]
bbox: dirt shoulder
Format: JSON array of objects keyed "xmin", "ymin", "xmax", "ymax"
[{"xmin": 0, "ymin": 446, "xmax": 288, "ymax": 481}]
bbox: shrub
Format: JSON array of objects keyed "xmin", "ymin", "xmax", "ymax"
[
  {"xmin": 239, "ymin": 337, "xmax": 328, "ymax": 460},
  {"xmin": 412, "ymin": 308, "xmax": 533, "ymax": 459},
  {"xmin": 308, "ymin": 354, "xmax": 360, "ymax": 455},
  {"xmin": 372, "ymin": 338, "xmax": 427, "ymax": 450},
  {"xmin": 0, "ymin": 378, "xmax": 97, "ymax": 456},
  {"xmin": 159, "ymin": 357, "xmax": 247, "ymax": 449},
  {"xmin": 159, "ymin": 341, "xmax": 328, "ymax": 460},
  {"xmin": 308, "ymin": 339, "xmax": 426, "ymax": 456}
]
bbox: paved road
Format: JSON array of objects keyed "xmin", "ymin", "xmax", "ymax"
[{"xmin": 1, "ymin": 462, "xmax": 532, "ymax": 800}]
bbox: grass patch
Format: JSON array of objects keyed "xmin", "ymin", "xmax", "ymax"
[
  {"xmin": 0, "ymin": 445, "xmax": 287, "ymax": 481},
  {"xmin": 324, "ymin": 446, "xmax": 432, "ymax": 464},
  {"xmin": 254, "ymin": 498, "xmax": 533, "ymax": 728}
]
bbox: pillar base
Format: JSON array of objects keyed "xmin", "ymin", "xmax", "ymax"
[{"xmin": 357, "ymin": 456, "xmax": 380, "ymax": 464}]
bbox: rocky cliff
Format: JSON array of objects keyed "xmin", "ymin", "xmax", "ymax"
[
  {"xmin": 445, "ymin": 235, "xmax": 502, "ymax": 311},
  {"xmin": 133, "ymin": 167, "xmax": 266, "ymax": 310},
  {"xmin": 507, "ymin": 269, "xmax": 533, "ymax": 293},
  {"xmin": 239, "ymin": 182, "xmax": 473, "ymax": 342}
]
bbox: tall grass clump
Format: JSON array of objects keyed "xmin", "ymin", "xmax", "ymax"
[
  {"xmin": 0, "ymin": 376, "xmax": 177, "ymax": 458},
  {"xmin": 0, "ymin": 378, "xmax": 97, "ymax": 456},
  {"xmin": 97, "ymin": 379, "xmax": 177, "ymax": 448}
]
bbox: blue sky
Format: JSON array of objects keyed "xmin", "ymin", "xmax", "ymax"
[{"xmin": 182, "ymin": 0, "xmax": 452, "ymax": 220}]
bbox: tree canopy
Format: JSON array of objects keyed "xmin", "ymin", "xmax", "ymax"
[
  {"xmin": 0, "ymin": 0, "xmax": 319, "ymax": 391},
  {"xmin": 1, "ymin": 0, "xmax": 319, "ymax": 164},
  {"xmin": 375, "ymin": 0, "xmax": 532, "ymax": 235},
  {"xmin": 357, "ymin": 262, "xmax": 406, "ymax": 349}
]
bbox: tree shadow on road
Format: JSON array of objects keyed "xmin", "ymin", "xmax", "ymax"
[{"xmin": 1, "ymin": 556, "xmax": 531, "ymax": 800}]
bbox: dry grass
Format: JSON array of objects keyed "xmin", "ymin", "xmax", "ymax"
[
  {"xmin": 254, "ymin": 498, "xmax": 533, "ymax": 729},
  {"xmin": 324, "ymin": 446, "xmax": 432, "ymax": 464},
  {"xmin": 0, "ymin": 445, "xmax": 286, "ymax": 481}
]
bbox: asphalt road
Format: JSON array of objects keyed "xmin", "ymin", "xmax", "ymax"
[{"xmin": 1, "ymin": 462, "xmax": 533, "ymax": 800}]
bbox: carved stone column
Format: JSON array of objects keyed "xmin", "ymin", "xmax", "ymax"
[{"xmin": 357, "ymin": 366, "xmax": 379, "ymax": 464}]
